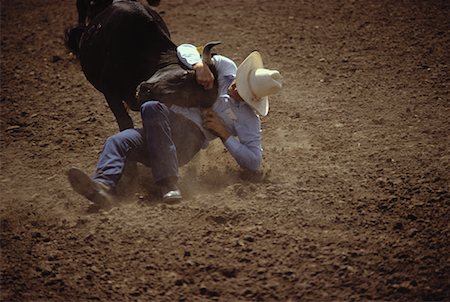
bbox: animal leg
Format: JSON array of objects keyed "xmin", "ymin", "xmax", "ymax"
[
  {"xmin": 106, "ymin": 95, "xmax": 134, "ymax": 131},
  {"xmin": 76, "ymin": 0, "xmax": 87, "ymax": 25}
]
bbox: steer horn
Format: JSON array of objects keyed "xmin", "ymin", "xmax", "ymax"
[{"xmin": 202, "ymin": 41, "xmax": 221, "ymax": 65}]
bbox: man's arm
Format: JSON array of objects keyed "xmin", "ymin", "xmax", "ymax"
[
  {"xmin": 202, "ymin": 108, "xmax": 262, "ymax": 172},
  {"xmin": 193, "ymin": 61, "xmax": 215, "ymax": 90},
  {"xmin": 202, "ymin": 108, "xmax": 231, "ymax": 142},
  {"xmin": 177, "ymin": 44, "xmax": 214, "ymax": 89},
  {"xmin": 223, "ymin": 116, "xmax": 262, "ymax": 172}
]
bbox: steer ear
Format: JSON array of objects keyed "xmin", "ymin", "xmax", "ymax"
[{"xmin": 202, "ymin": 41, "xmax": 221, "ymax": 65}]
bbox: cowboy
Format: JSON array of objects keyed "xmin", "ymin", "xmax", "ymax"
[{"xmin": 67, "ymin": 44, "xmax": 283, "ymax": 208}]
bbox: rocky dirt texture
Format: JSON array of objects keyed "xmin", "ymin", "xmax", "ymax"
[{"xmin": 1, "ymin": 0, "xmax": 449, "ymax": 301}]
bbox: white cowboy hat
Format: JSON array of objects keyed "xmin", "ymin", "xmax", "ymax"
[{"xmin": 236, "ymin": 51, "xmax": 282, "ymax": 116}]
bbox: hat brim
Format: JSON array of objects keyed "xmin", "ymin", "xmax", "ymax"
[{"xmin": 236, "ymin": 51, "xmax": 269, "ymax": 116}]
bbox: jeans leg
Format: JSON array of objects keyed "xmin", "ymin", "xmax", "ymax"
[
  {"xmin": 168, "ymin": 110, "xmax": 205, "ymax": 166},
  {"xmin": 140, "ymin": 101, "xmax": 178, "ymax": 183},
  {"xmin": 93, "ymin": 128, "xmax": 145, "ymax": 189}
]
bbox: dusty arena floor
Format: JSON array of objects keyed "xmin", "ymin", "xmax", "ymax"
[{"xmin": 1, "ymin": 0, "xmax": 449, "ymax": 300}]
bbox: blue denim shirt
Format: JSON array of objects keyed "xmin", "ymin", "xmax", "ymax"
[{"xmin": 170, "ymin": 44, "xmax": 262, "ymax": 171}]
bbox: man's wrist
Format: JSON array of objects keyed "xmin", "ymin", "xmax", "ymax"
[
  {"xmin": 193, "ymin": 61, "xmax": 204, "ymax": 70},
  {"xmin": 219, "ymin": 131, "xmax": 231, "ymax": 142}
]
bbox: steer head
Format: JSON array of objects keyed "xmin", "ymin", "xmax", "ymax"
[{"xmin": 136, "ymin": 41, "xmax": 221, "ymax": 109}]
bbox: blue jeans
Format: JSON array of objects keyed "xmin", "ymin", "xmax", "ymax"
[{"xmin": 93, "ymin": 101, "xmax": 204, "ymax": 189}]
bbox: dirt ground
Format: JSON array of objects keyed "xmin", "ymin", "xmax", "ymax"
[{"xmin": 1, "ymin": 0, "xmax": 449, "ymax": 301}]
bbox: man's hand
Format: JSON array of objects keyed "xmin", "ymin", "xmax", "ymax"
[
  {"xmin": 202, "ymin": 108, "xmax": 230, "ymax": 142},
  {"xmin": 193, "ymin": 61, "xmax": 214, "ymax": 90}
]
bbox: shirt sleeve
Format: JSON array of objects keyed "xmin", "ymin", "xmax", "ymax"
[
  {"xmin": 223, "ymin": 106, "xmax": 262, "ymax": 171},
  {"xmin": 211, "ymin": 55, "xmax": 237, "ymax": 78},
  {"xmin": 177, "ymin": 44, "xmax": 201, "ymax": 69}
]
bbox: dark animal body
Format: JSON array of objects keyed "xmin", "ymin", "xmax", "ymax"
[
  {"xmin": 66, "ymin": 0, "xmax": 219, "ymax": 130},
  {"xmin": 76, "ymin": 0, "xmax": 162, "ymax": 26}
]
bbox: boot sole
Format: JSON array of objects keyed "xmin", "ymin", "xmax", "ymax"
[
  {"xmin": 67, "ymin": 168, "xmax": 114, "ymax": 210},
  {"xmin": 68, "ymin": 168, "xmax": 96, "ymax": 199}
]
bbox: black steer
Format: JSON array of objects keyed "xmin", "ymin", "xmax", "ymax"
[
  {"xmin": 66, "ymin": 0, "xmax": 219, "ymax": 130},
  {"xmin": 76, "ymin": 0, "xmax": 162, "ymax": 26}
]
